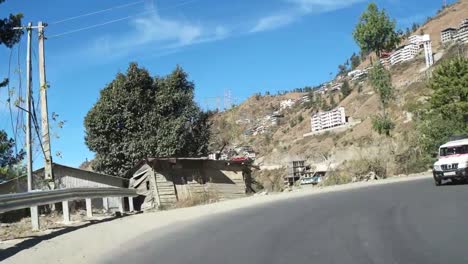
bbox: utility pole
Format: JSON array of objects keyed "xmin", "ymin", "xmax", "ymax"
[
  {"xmin": 37, "ymin": 21, "xmax": 54, "ymax": 184},
  {"xmin": 26, "ymin": 22, "xmax": 40, "ymax": 230}
]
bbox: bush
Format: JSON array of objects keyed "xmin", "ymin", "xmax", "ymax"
[
  {"xmin": 322, "ymin": 157, "xmax": 388, "ymax": 186},
  {"xmin": 252, "ymin": 168, "xmax": 286, "ymax": 192}
]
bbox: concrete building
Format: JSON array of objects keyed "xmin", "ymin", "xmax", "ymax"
[
  {"xmin": 128, "ymin": 158, "xmax": 252, "ymax": 210},
  {"xmin": 330, "ymin": 83, "xmax": 342, "ymax": 92},
  {"xmin": 311, "ymin": 107, "xmax": 346, "ymax": 132},
  {"xmin": 441, "ymin": 28, "xmax": 457, "ymax": 43},
  {"xmin": 440, "ymin": 18, "xmax": 468, "ymax": 44},
  {"xmin": 389, "ymin": 43, "xmax": 420, "ymax": 65},
  {"xmin": 457, "ymin": 19, "xmax": 468, "ymax": 43}
]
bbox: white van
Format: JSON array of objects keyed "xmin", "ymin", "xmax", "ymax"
[{"xmin": 433, "ymin": 138, "xmax": 468, "ymax": 186}]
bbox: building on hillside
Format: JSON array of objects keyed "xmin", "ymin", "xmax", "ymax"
[
  {"xmin": 0, "ymin": 163, "xmax": 127, "ymax": 210},
  {"xmin": 311, "ymin": 107, "xmax": 347, "ymax": 132},
  {"xmin": 280, "ymin": 99, "xmax": 295, "ymax": 110},
  {"xmin": 348, "ymin": 69, "xmax": 368, "ymax": 81},
  {"xmin": 330, "ymin": 83, "xmax": 343, "ymax": 92},
  {"xmin": 456, "ymin": 18, "xmax": 468, "ymax": 43},
  {"xmin": 389, "ymin": 43, "xmax": 419, "ymax": 65},
  {"xmin": 387, "ymin": 34, "xmax": 433, "ymax": 67},
  {"xmin": 379, "ymin": 51, "xmax": 392, "ymax": 68},
  {"xmin": 441, "ymin": 28, "xmax": 457, "ymax": 43},
  {"xmin": 440, "ymin": 18, "xmax": 468, "ymax": 44},
  {"xmin": 128, "ymin": 158, "xmax": 252, "ymax": 210}
]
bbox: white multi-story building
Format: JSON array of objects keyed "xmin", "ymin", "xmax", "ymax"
[
  {"xmin": 440, "ymin": 18, "xmax": 468, "ymax": 44},
  {"xmin": 311, "ymin": 107, "xmax": 346, "ymax": 132},
  {"xmin": 456, "ymin": 18, "xmax": 468, "ymax": 43},
  {"xmin": 389, "ymin": 43, "xmax": 419, "ymax": 65},
  {"xmin": 387, "ymin": 34, "xmax": 433, "ymax": 67},
  {"xmin": 441, "ymin": 28, "xmax": 457, "ymax": 43}
]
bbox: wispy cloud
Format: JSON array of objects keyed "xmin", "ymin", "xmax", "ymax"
[
  {"xmin": 250, "ymin": 0, "xmax": 366, "ymax": 33},
  {"xmin": 287, "ymin": 0, "xmax": 365, "ymax": 12},
  {"xmin": 88, "ymin": 8, "xmax": 230, "ymax": 59},
  {"xmin": 250, "ymin": 14, "xmax": 295, "ymax": 33}
]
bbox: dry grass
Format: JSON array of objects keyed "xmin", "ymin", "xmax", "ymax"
[{"xmin": 173, "ymin": 191, "xmax": 220, "ymax": 208}]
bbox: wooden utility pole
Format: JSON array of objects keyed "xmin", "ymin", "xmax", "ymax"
[
  {"xmin": 37, "ymin": 21, "xmax": 54, "ymax": 183},
  {"xmin": 26, "ymin": 22, "xmax": 40, "ymax": 230}
]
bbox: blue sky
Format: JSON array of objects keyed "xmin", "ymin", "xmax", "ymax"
[{"xmin": 0, "ymin": 0, "xmax": 449, "ymax": 168}]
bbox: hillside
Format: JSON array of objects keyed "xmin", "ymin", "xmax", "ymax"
[{"xmin": 210, "ymin": 1, "xmax": 468, "ymax": 181}]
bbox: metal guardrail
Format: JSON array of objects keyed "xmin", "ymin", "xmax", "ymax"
[{"xmin": 0, "ymin": 188, "xmax": 137, "ymax": 213}]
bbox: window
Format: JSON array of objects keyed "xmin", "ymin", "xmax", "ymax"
[
  {"xmin": 146, "ymin": 181, "xmax": 150, "ymax": 190},
  {"xmin": 440, "ymin": 145, "xmax": 468, "ymax": 156}
]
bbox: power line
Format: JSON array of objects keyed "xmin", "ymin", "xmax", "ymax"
[
  {"xmin": 49, "ymin": 10, "xmax": 154, "ymax": 38},
  {"xmin": 49, "ymin": 0, "xmax": 145, "ymax": 25},
  {"xmin": 49, "ymin": 0, "xmax": 202, "ymax": 39},
  {"xmin": 7, "ymin": 46, "xmax": 18, "ymax": 155}
]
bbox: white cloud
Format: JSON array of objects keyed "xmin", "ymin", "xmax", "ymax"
[
  {"xmin": 250, "ymin": 0, "xmax": 366, "ymax": 33},
  {"xmin": 88, "ymin": 12, "xmax": 230, "ymax": 58},
  {"xmin": 250, "ymin": 14, "xmax": 295, "ymax": 33},
  {"xmin": 287, "ymin": 0, "xmax": 365, "ymax": 12}
]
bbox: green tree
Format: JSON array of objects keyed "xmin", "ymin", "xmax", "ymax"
[
  {"xmin": 350, "ymin": 53, "xmax": 361, "ymax": 70},
  {"xmin": 368, "ymin": 62, "xmax": 395, "ymax": 136},
  {"xmin": 337, "ymin": 64, "xmax": 348, "ymax": 76},
  {"xmin": 353, "ymin": 2, "xmax": 399, "ymax": 58},
  {"xmin": 418, "ymin": 57, "xmax": 468, "ymax": 153},
  {"xmin": 329, "ymin": 95, "xmax": 337, "ymax": 109},
  {"xmin": 84, "ymin": 63, "xmax": 211, "ymax": 176},
  {"xmin": 341, "ymin": 80, "xmax": 351, "ymax": 98},
  {"xmin": 0, "ymin": 0, "xmax": 23, "ymax": 89},
  {"xmin": 0, "ymin": 1, "xmax": 24, "ymax": 181},
  {"xmin": 0, "ymin": 130, "xmax": 25, "ymax": 180}
]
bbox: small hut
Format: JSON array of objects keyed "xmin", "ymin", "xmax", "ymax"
[{"xmin": 128, "ymin": 158, "xmax": 252, "ymax": 210}]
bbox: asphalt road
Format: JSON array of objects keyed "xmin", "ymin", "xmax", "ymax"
[{"xmin": 108, "ymin": 178, "xmax": 468, "ymax": 264}]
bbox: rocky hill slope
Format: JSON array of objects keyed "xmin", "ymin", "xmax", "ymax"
[{"xmin": 209, "ymin": 1, "xmax": 468, "ymax": 180}]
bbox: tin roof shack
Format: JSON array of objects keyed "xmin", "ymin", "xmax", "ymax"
[
  {"xmin": 0, "ymin": 163, "xmax": 127, "ymax": 211},
  {"xmin": 128, "ymin": 158, "xmax": 252, "ymax": 211}
]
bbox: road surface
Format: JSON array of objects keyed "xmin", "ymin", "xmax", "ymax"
[{"xmin": 107, "ymin": 177, "xmax": 468, "ymax": 264}]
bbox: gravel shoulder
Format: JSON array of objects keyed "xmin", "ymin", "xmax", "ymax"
[{"xmin": 0, "ymin": 173, "xmax": 430, "ymax": 264}]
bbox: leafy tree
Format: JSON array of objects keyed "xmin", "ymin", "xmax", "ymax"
[
  {"xmin": 430, "ymin": 57, "xmax": 468, "ymax": 121},
  {"xmin": 0, "ymin": 130, "xmax": 25, "ymax": 180},
  {"xmin": 0, "ymin": 1, "xmax": 23, "ymax": 49},
  {"xmin": 341, "ymin": 80, "xmax": 351, "ymax": 98},
  {"xmin": 337, "ymin": 64, "xmax": 348, "ymax": 76},
  {"xmin": 418, "ymin": 57, "xmax": 468, "ymax": 153},
  {"xmin": 353, "ymin": 2, "xmax": 399, "ymax": 58},
  {"xmin": 368, "ymin": 62, "xmax": 394, "ymax": 136},
  {"xmin": 84, "ymin": 63, "xmax": 211, "ymax": 176},
  {"xmin": 0, "ymin": 1, "xmax": 24, "ymax": 181},
  {"xmin": 0, "ymin": 0, "xmax": 23, "ymax": 89},
  {"xmin": 329, "ymin": 95, "xmax": 337, "ymax": 109},
  {"xmin": 297, "ymin": 115, "xmax": 304, "ymax": 123},
  {"xmin": 411, "ymin": 23, "xmax": 420, "ymax": 32},
  {"xmin": 350, "ymin": 53, "xmax": 361, "ymax": 70}
]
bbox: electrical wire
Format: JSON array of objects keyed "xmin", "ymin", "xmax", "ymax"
[
  {"xmin": 49, "ymin": 0, "xmax": 202, "ymax": 39},
  {"xmin": 49, "ymin": 0, "xmax": 145, "ymax": 25},
  {"xmin": 7, "ymin": 46, "xmax": 18, "ymax": 155},
  {"xmin": 16, "ymin": 38, "xmax": 25, "ymax": 151}
]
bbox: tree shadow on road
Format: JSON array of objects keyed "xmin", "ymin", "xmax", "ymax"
[{"xmin": 0, "ymin": 213, "xmax": 137, "ymax": 261}]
